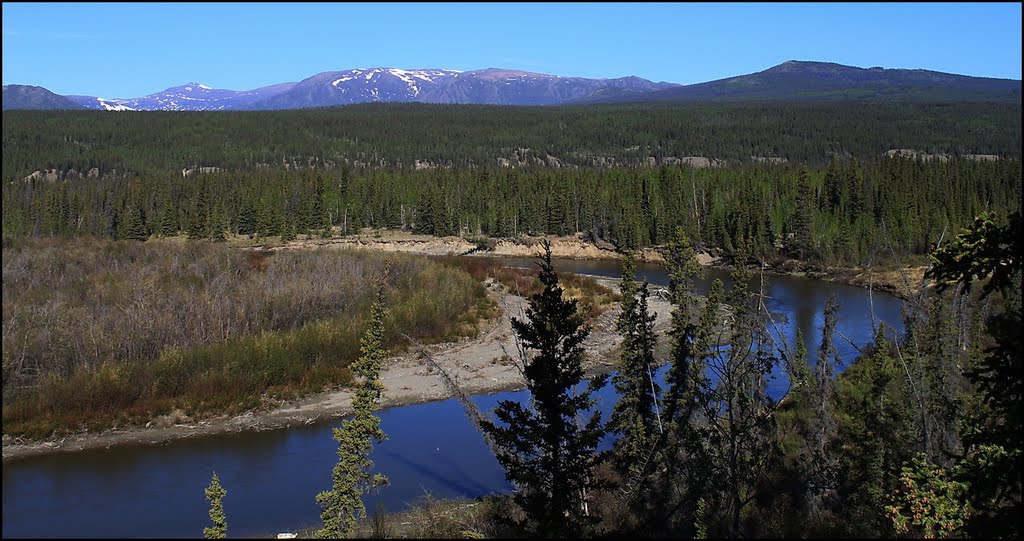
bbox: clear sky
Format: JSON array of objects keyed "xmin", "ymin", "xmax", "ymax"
[{"xmin": 3, "ymin": 2, "xmax": 1021, "ymax": 98}]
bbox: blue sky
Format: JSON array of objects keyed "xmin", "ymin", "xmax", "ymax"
[{"xmin": 3, "ymin": 2, "xmax": 1021, "ymax": 97}]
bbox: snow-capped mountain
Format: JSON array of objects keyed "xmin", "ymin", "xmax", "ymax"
[
  {"xmin": 248, "ymin": 67, "xmax": 678, "ymax": 109},
  {"xmin": 7, "ymin": 62, "xmax": 1020, "ymax": 111},
  {"xmin": 12, "ymin": 67, "xmax": 679, "ymax": 111},
  {"xmin": 68, "ymin": 81, "xmax": 298, "ymax": 111},
  {"xmin": 245, "ymin": 68, "xmax": 463, "ymax": 109}
]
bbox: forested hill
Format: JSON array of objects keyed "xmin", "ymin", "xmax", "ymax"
[
  {"xmin": 585, "ymin": 60, "xmax": 1022, "ymax": 104},
  {"xmin": 1, "ymin": 85, "xmax": 86, "ymax": 110},
  {"xmin": 2, "ymin": 101, "xmax": 1020, "ymax": 180}
]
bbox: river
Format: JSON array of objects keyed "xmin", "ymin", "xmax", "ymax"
[{"xmin": 2, "ymin": 258, "xmax": 906, "ymax": 538}]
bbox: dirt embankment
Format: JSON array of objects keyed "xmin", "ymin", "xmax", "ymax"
[
  {"xmin": 770, "ymin": 260, "xmax": 929, "ymax": 301},
  {"xmin": 263, "ymin": 230, "xmax": 693, "ymax": 264},
  {"xmin": 2, "ymin": 276, "xmax": 673, "ymax": 462},
  {"xmin": 271, "ymin": 229, "xmax": 919, "ymax": 298}
]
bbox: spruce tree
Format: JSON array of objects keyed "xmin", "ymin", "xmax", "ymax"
[
  {"xmin": 414, "ymin": 189, "xmax": 436, "ymax": 236},
  {"xmin": 791, "ymin": 168, "xmax": 815, "ymax": 261},
  {"xmin": 236, "ymin": 199, "xmax": 256, "ymax": 237},
  {"xmin": 280, "ymin": 214, "xmax": 296, "ymax": 242},
  {"xmin": 803, "ymin": 296, "xmax": 841, "ymax": 522},
  {"xmin": 159, "ymin": 206, "xmax": 178, "ymax": 237},
  {"xmin": 674, "ymin": 267, "xmax": 782, "ymax": 537},
  {"xmin": 662, "ymin": 228, "xmax": 704, "ymax": 427},
  {"xmin": 642, "ymin": 228, "xmax": 706, "ymax": 533},
  {"xmin": 480, "ymin": 241, "xmax": 607, "ymax": 537},
  {"xmin": 833, "ymin": 324, "xmax": 918, "ymax": 536},
  {"xmin": 121, "ymin": 205, "xmax": 149, "ymax": 242},
  {"xmin": 610, "ymin": 255, "xmax": 662, "ymax": 482},
  {"xmin": 203, "ymin": 471, "xmax": 227, "ymax": 539},
  {"xmin": 927, "ymin": 211, "xmax": 1022, "ymax": 537},
  {"xmin": 187, "ymin": 209, "xmax": 207, "ymax": 240},
  {"xmin": 315, "ymin": 268, "xmax": 390, "ymax": 538},
  {"xmin": 188, "ymin": 189, "xmax": 209, "ymax": 240}
]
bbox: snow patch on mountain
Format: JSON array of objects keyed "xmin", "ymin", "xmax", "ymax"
[{"xmin": 96, "ymin": 98, "xmax": 136, "ymax": 111}]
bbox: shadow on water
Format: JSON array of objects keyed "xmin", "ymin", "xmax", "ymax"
[{"xmin": 2, "ymin": 257, "xmax": 905, "ymax": 538}]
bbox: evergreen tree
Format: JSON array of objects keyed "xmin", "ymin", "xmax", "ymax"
[
  {"xmin": 791, "ymin": 168, "xmax": 814, "ymax": 260},
  {"xmin": 643, "ymin": 227, "xmax": 708, "ymax": 534},
  {"xmin": 203, "ymin": 471, "xmax": 227, "ymax": 539},
  {"xmin": 256, "ymin": 196, "xmax": 282, "ymax": 237},
  {"xmin": 833, "ymin": 324, "xmax": 919, "ymax": 536},
  {"xmin": 315, "ymin": 267, "xmax": 390, "ymax": 538},
  {"xmin": 927, "ymin": 210, "xmax": 1022, "ymax": 537},
  {"xmin": 103, "ymin": 205, "xmax": 120, "ymax": 240},
  {"xmin": 187, "ymin": 196, "xmax": 208, "ymax": 240},
  {"xmin": 822, "ymin": 159, "xmax": 842, "ymax": 213},
  {"xmin": 480, "ymin": 241, "xmax": 608, "ymax": 537},
  {"xmin": 662, "ymin": 228, "xmax": 705, "ymax": 426},
  {"xmin": 675, "ymin": 268, "xmax": 782, "ymax": 537},
  {"xmin": 414, "ymin": 188, "xmax": 436, "ymax": 236},
  {"xmin": 159, "ymin": 206, "xmax": 178, "ymax": 237},
  {"xmin": 236, "ymin": 199, "xmax": 256, "ymax": 236},
  {"xmin": 121, "ymin": 205, "xmax": 150, "ymax": 242},
  {"xmin": 803, "ymin": 296, "xmax": 841, "ymax": 521},
  {"xmin": 610, "ymin": 255, "xmax": 662, "ymax": 482},
  {"xmin": 280, "ymin": 214, "xmax": 296, "ymax": 242}
]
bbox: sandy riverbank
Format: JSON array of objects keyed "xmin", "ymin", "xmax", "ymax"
[{"xmin": 260, "ymin": 230, "xmax": 716, "ymax": 265}]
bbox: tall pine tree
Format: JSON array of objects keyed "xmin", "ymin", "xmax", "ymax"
[
  {"xmin": 610, "ymin": 255, "xmax": 662, "ymax": 486},
  {"xmin": 481, "ymin": 241, "xmax": 608, "ymax": 537},
  {"xmin": 315, "ymin": 266, "xmax": 391, "ymax": 538}
]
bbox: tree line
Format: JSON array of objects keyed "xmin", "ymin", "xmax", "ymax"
[
  {"xmin": 4, "ymin": 156, "xmax": 1019, "ymax": 267},
  {"xmin": 3, "ymin": 101, "xmax": 1020, "ymax": 180}
]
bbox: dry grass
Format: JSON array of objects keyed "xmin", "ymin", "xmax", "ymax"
[
  {"xmin": 434, "ymin": 255, "xmax": 621, "ymax": 321},
  {"xmin": 2, "ymin": 237, "xmax": 490, "ymax": 438}
]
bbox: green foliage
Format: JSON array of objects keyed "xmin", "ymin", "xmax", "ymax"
[
  {"xmin": 315, "ymin": 269, "xmax": 391, "ymax": 538},
  {"xmin": 3, "ymin": 103, "xmax": 1022, "ymax": 539},
  {"xmin": 928, "ymin": 211, "xmax": 1021, "ymax": 297},
  {"xmin": 203, "ymin": 471, "xmax": 228, "ymax": 539},
  {"xmin": 789, "ymin": 169, "xmax": 815, "ymax": 260},
  {"xmin": 886, "ymin": 454, "xmax": 971, "ymax": 538},
  {"xmin": 159, "ymin": 206, "xmax": 178, "ymax": 237},
  {"xmin": 927, "ymin": 210, "xmax": 1023, "ymax": 537},
  {"xmin": 609, "ymin": 254, "xmax": 662, "ymax": 485},
  {"xmin": 2, "ymin": 103, "xmax": 1019, "ymax": 181},
  {"xmin": 804, "ymin": 296, "xmax": 841, "ymax": 515},
  {"xmin": 120, "ymin": 205, "xmax": 149, "ymax": 241},
  {"xmin": 4, "ymin": 153, "xmax": 1020, "ymax": 270},
  {"xmin": 3, "ymin": 105, "xmax": 1020, "ymax": 268},
  {"xmin": 480, "ymin": 242, "xmax": 607, "ymax": 537},
  {"xmin": 661, "ymin": 227, "xmax": 704, "ymax": 427},
  {"xmin": 832, "ymin": 325, "xmax": 920, "ymax": 536}
]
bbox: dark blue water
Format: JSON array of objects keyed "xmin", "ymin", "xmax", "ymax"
[
  {"xmin": 504, "ymin": 257, "xmax": 905, "ymax": 396},
  {"xmin": 2, "ymin": 258, "xmax": 906, "ymax": 538}
]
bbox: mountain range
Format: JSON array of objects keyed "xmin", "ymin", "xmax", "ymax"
[{"xmin": 3, "ymin": 61, "xmax": 1020, "ymax": 111}]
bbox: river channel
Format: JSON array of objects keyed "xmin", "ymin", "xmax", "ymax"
[{"xmin": 2, "ymin": 257, "xmax": 906, "ymax": 538}]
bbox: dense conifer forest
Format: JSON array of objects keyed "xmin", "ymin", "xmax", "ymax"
[
  {"xmin": 3, "ymin": 102, "xmax": 1020, "ymax": 177},
  {"xmin": 2, "ymin": 101, "xmax": 1021, "ymax": 538},
  {"xmin": 3, "ymin": 103, "xmax": 1021, "ymax": 266}
]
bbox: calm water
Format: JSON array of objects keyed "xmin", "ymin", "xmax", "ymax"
[{"xmin": 2, "ymin": 257, "xmax": 906, "ymax": 538}]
